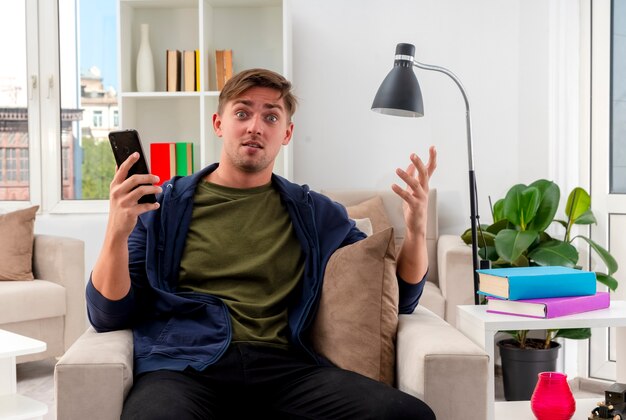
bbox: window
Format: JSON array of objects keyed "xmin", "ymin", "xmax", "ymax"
[
  {"xmin": 7, "ymin": 149, "xmax": 16, "ymax": 181},
  {"xmin": 19, "ymin": 148, "xmax": 29, "ymax": 181},
  {"xmin": 93, "ymin": 110, "xmax": 103, "ymax": 127},
  {"xmin": 59, "ymin": 0, "xmax": 118, "ymax": 201},
  {"xmin": 0, "ymin": 2, "xmax": 30, "ymax": 201},
  {"xmin": 610, "ymin": 0, "xmax": 626, "ymax": 193},
  {"xmin": 0, "ymin": 0, "xmax": 117, "ymax": 209}
]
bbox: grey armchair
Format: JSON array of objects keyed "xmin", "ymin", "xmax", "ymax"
[
  {"xmin": 0, "ymin": 234, "xmax": 85, "ymax": 363},
  {"xmin": 56, "ymin": 306, "xmax": 488, "ymax": 420},
  {"xmin": 55, "ymin": 190, "xmax": 489, "ymax": 419}
]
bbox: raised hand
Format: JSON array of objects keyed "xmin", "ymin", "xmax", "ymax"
[
  {"xmin": 392, "ymin": 146, "xmax": 437, "ymax": 237},
  {"xmin": 392, "ymin": 146, "xmax": 437, "ymax": 284}
]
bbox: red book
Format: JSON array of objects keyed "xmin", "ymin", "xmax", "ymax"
[
  {"xmin": 486, "ymin": 291, "xmax": 610, "ymax": 319},
  {"xmin": 150, "ymin": 143, "xmax": 176, "ymax": 186}
]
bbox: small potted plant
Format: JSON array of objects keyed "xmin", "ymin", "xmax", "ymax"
[{"xmin": 461, "ymin": 179, "xmax": 619, "ymax": 400}]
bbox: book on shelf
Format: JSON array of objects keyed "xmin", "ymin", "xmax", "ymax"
[
  {"xmin": 175, "ymin": 142, "xmax": 194, "ymax": 176},
  {"xmin": 166, "ymin": 49, "xmax": 181, "ymax": 92},
  {"xmin": 486, "ymin": 291, "xmax": 610, "ymax": 319},
  {"xmin": 195, "ymin": 49, "xmax": 200, "ymax": 91},
  {"xmin": 150, "ymin": 143, "xmax": 176, "ymax": 185},
  {"xmin": 183, "ymin": 50, "xmax": 196, "ymax": 92},
  {"xmin": 476, "ymin": 266, "xmax": 596, "ymax": 300},
  {"xmin": 215, "ymin": 49, "xmax": 233, "ymax": 90}
]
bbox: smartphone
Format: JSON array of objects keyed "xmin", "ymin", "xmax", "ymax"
[{"xmin": 108, "ymin": 129, "xmax": 157, "ymax": 204}]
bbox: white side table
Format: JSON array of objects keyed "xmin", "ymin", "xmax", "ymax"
[
  {"xmin": 495, "ymin": 397, "xmax": 600, "ymax": 419},
  {"xmin": 0, "ymin": 329, "xmax": 48, "ymax": 419},
  {"xmin": 457, "ymin": 301, "xmax": 626, "ymax": 420}
]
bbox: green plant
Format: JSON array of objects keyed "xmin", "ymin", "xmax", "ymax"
[{"xmin": 461, "ymin": 179, "xmax": 619, "ymax": 349}]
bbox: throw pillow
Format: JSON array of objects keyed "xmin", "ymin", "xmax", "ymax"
[
  {"xmin": 0, "ymin": 205, "xmax": 39, "ymax": 281},
  {"xmin": 345, "ymin": 196, "xmax": 393, "ymax": 234},
  {"xmin": 311, "ymin": 227, "xmax": 398, "ymax": 385}
]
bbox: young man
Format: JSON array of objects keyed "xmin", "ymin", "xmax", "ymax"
[{"xmin": 89, "ymin": 68, "xmax": 437, "ymax": 419}]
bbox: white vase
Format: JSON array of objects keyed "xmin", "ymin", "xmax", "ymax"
[{"xmin": 136, "ymin": 23, "xmax": 155, "ymax": 92}]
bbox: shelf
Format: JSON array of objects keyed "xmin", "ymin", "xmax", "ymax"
[
  {"xmin": 121, "ymin": 91, "xmax": 203, "ymax": 98},
  {"xmin": 118, "ymin": 0, "xmax": 291, "ymax": 177}
]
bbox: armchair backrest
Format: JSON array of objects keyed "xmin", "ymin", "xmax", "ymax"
[{"xmin": 321, "ymin": 189, "xmax": 439, "ymax": 287}]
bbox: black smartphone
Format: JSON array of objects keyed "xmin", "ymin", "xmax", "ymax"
[{"xmin": 108, "ymin": 129, "xmax": 157, "ymax": 204}]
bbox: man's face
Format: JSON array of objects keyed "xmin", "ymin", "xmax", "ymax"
[{"xmin": 213, "ymin": 86, "xmax": 294, "ymax": 175}]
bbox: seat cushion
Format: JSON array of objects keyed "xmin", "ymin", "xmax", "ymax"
[
  {"xmin": 311, "ymin": 227, "xmax": 398, "ymax": 385},
  {"xmin": 0, "ymin": 279, "xmax": 66, "ymax": 324}
]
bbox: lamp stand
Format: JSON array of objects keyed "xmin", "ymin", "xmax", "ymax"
[
  {"xmin": 468, "ymin": 170, "xmax": 480, "ymax": 305},
  {"xmin": 412, "ymin": 60, "xmax": 482, "ymax": 304}
]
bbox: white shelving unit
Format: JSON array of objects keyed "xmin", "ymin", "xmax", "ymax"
[{"xmin": 117, "ymin": 0, "xmax": 292, "ymax": 178}]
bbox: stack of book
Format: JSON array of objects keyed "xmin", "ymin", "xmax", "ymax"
[
  {"xmin": 164, "ymin": 49, "xmax": 233, "ymax": 92},
  {"xmin": 166, "ymin": 49, "xmax": 200, "ymax": 92},
  {"xmin": 477, "ymin": 266, "xmax": 610, "ymax": 319},
  {"xmin": 150, "ymin": 142, "xmax": 195, "ymax": 186}
]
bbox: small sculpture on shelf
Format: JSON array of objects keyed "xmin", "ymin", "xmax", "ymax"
[{"xmin": 589, "ymin": 383, "xmax": 626, "ymax": 420}]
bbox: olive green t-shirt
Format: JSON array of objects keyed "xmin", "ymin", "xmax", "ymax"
[{"xmin": 178, "ymin": 181, "xmax": 304, "ymax": 347}]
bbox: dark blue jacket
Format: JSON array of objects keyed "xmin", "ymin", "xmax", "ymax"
[{"xmin": 86, "ymin": 164, "xmax": 426, "ymax": 375}]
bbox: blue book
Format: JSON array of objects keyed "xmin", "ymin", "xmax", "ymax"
[{"xmin": 476, "ymin": 266, "xmax": 596, "ymax": 300}]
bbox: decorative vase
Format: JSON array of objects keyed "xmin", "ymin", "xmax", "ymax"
[
  {"xmin": 136, "ymin": 23, "xmax": 155, "ymax": 92},
  {"xmin": 530, "ymin": 372, "xmax": 576, "ymax": 420}
]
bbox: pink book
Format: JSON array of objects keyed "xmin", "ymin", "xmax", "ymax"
[{"xmin": 486, "ymin": 291, "xmax": 610, "ymax": 318}]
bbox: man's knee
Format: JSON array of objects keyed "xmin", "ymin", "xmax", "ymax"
[
  {"xmin": 285, "ymin": 367, "xmax": 436, "ymax": 419},
  {"xmin": 121, "ymin": 370, "xmax": 219, "ymax": 420},
  {"xmin": 379, "ymin": 391, "xmax": 436, "ymax": 420}
]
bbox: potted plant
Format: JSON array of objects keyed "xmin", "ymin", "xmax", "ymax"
[{"xmin": 461, "ymin": 179, "xmax": 619, "ymax": 400}]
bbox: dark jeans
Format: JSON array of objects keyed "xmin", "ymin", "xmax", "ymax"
[{"xmin": 122, "ymin": 343, "xmax": 435, "ymax": 420}]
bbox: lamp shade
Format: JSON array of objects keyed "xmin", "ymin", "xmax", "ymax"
[{"xmin": 371, "ymin": 43, "xmax": 424, "ymax": 117}]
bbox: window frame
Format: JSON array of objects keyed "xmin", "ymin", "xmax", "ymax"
[
  {"xmin": 0, "ymin": 0, "xmax": 43, "ymax": 212},
  {"xmin": 1, "ymin": 0, "xmax": 111, "ymax": 213}
]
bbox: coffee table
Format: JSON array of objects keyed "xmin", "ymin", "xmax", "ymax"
[
  {"xmin": 457, "ymin": 301, "xmax": 626, "ymax": 420},
  {"xmin": 0, "ymin": 329, "xmax": 48, "ymax": 419}
]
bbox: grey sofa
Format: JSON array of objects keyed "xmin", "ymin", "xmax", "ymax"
[
  {"xmin": 55, "ymin": 190, "xmax": 489, "ymax": 419},
  {"xmin": 0, "ymin": 234, "xmax": 86, "ymax": 362}
]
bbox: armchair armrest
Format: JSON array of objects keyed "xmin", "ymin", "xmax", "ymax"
[
  {"xmin": 396, "ymin": 306, "xmax": 488, "ymax": 420},
  {"xmin": 55, "ymin": 327, "xmax": 133, "ymax": 420},
  {"xmin": 437, "ymin": 234, "xmax": 475, "ymax": 326},
  {"xmin": 32, "ymin": 234, "xmax": 86, "ymax": 348}
]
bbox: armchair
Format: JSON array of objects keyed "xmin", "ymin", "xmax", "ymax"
[
  {"xmin": 55, "ymin": 191, "xmax": 489, "ymax": 419},
  {"xmin": 436, "ymin": 234, "xmax": 476, "ymax": 327},
  {"xmin": 56, "ymin": 308, "xmax": 488, "ymax": 419},
  {"xmin": 0, "ymin": 234, "xmax": 85, "ymax": 362}
]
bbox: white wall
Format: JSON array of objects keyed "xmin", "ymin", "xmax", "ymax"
[{"xmin": 290, "ymin": 0, "xmax": 559, "ymax": 235}]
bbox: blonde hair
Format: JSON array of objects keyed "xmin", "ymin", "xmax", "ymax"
[{"xmin": 217, "ymin": 68, "xmax": 298, "ymax": 120}]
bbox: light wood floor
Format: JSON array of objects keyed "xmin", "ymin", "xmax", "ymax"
[{"xmin": 16, "ymin": 358, "xmax": 56, "ymax": 420}]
